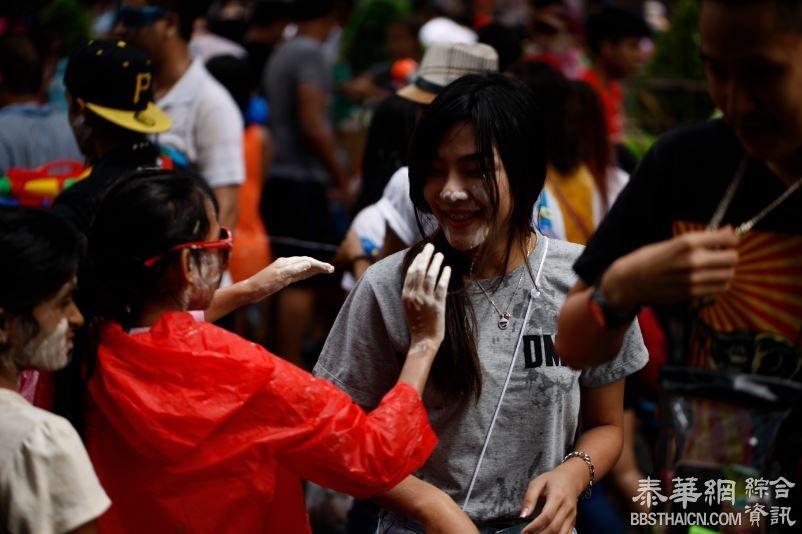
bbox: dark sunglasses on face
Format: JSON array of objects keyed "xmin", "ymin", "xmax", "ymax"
[
  {"xmin": 116, "ymin": 5, "xmax": 168, "ymax": 29},
  {"xmin": 143, "ymin": 227, "xmax": 233, "ymax": 267}
]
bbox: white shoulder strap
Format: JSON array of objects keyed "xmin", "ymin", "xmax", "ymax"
[{"xmin": 462, "ymin": 237, "xmax": 549, "ymax": 511}]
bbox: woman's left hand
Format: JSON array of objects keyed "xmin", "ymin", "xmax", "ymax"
[
  {"xmin": 246, "ymin": 257, "xmax": 334, "ymax": 301},
  {"xmin": 519, "ymin": 462, "xmax": 584, "ymax": 534},
  {"xmin": 402, "ymin": 243, "xmax": 450, "ymax": 350}
]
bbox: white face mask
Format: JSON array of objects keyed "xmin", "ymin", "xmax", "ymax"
[
  {"xmin": 20, "ymin": 318, "xmax": 71, "ymax": 371},
  {"xmin": 70, "ymin": 113, "xmax": 92, "ymax": 152}
]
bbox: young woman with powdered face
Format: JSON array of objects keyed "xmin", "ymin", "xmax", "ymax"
[
  {"xmin": 77, "ymin": 169, "xmax": 450, "ymax": 532},
  {"xmin": 0, "ymin": 208, "xmax": 110, "ymax": 533},
  {"xmin": 314, "ymin": 74, "xmax": 648, "ymax": 533}
]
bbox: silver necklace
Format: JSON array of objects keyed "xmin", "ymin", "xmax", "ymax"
[
  {"xmin": 709, "ymin": 156, "xmax": 802, "ymax": 236},
  {"xmin": 474, "ymin": 237, "xmax": 533, "ymax": 330}
]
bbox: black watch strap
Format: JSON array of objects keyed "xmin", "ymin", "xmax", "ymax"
[{"xmin": 590, "ymin": 284, "xmax": 640, "ymax": 329}]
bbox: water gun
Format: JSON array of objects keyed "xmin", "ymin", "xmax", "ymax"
[{"xmin": 0, "ymin": 161, "xmax": 90, "ymax": 208}]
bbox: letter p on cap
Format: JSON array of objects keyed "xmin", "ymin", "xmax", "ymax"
[{"xmin": 133, "ymin": 72, "xmax": 152, "ymax": 105}]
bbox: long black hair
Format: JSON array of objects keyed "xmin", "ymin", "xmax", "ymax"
[
  {"xmin": 404, "ymin": 73, "xmax": 547, "ymax": 401},
  {"xmin": 354, "ymin": 94, "xmax": 423, "ymax": 215},
  {"xmin": 54, "ymin": 169, "xmax": 214, "ymax": 433},
  {"xmin": 84, "ymin": 169, "xmax": 214, "ymax": 330},
  {"xmin": 0, "ymin": 207, "xmax": 81, "ymax": 313},
  {"xmin": 513, "ymin": 64, "xmax": 613, "ymax": 212}
]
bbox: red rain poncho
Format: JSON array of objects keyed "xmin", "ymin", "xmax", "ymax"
[{"xmin": 86, "ymin": 312, "xmax": 437, "ymax": 532}]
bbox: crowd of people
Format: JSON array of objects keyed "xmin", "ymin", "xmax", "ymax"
[{"xmin": 1, "ymin": 0, "xmax": 801, "ymax": 533}]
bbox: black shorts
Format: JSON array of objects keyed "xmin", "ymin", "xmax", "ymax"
[{"xmin": 260, "ymin": 177, "xmax": 343, "ymax": 264}]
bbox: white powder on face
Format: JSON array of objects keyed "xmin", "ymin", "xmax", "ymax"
[
  {"xmin": 441, "ymin": 224, "xmax": 489, "ymax": 252},
  {"xmin": 21, "ymin": 318, "xmax": 70, "ymax": 371},
  {"xmin": 197, "ymin": 253, "xmax": 223, "ymax": 293},
  {"xmin": 466, "ymin": 226, "xmax": 490, "ymax": 251},
  {"xmin": 186, "ymin": 252, "xmax": 224, "ymax": 308},
  {"xmin": 440, "ymin": 190, "xmax": 469, "ymax": 202},
  {"xmin": 468, "ymin": 182, "xmax": 490, "ymax": 204},
  {"xmin": 437, "ymin": 182, "xmax": 493, "ymax": 252}
]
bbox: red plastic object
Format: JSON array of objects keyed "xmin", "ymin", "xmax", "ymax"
[
  {"xmin": 391, "ymin": 58, "xmax": 418, "ymax": 83},
  {"xmin": 637, "ymin": 307, "xmax": 667, "ymax": 393},
  {"xmin": 87, "ymin": 312, "xmax": 437, "ymax": 532}
]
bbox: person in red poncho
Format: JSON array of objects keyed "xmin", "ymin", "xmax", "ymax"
[{"xmin": 79, "ymin": 169, "xmax": 452, "ymax": 533}]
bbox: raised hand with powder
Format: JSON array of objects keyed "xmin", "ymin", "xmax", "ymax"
[
  {"xmin": 398, "ymin": 243, "xmax": 451, "ymax": 395},
  {"xmin": 77, "ymin": 170, "xmax": 450, "ymax": 531},
  {"xmin": 205, "ymin": 256, "xmax": 335, "ymax": 322},
  {"xmin": 247, "ymin": 256, "xmax": 335, "ymax": 300},
  {"xmin": 314, "ymin": 75, "xmax": 647, "ymax": 534}
]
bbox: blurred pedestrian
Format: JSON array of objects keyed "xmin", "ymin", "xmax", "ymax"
[
  {"xmin": 0, "ymin": 34, "xmax": 82, "ymax": 175},
  {"xmin": 115, "ymin": 0, "xmax": 244, "ymax": 229}
]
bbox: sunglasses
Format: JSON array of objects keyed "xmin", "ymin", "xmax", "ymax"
[
  {"xmin": 116, "ymin": 5, "xmax": 168, "ymax": 29},
  {"xmin": 143, "ymin": 227, "xmax": 233, "ymax": 267}
]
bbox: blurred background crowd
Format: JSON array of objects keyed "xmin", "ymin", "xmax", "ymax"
[{"xmin": 0, "ymin": 1, "xmax": 721, "ymax": 532}]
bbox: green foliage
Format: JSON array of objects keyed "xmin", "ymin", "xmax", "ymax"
[
  {"xmin": 623, "ymin": 131, "xmax": 657, "ymax": 162},
  {"xmin": 646, "ymin": 0, "xmax": 704, "ymax": 80},
  {"xmin": 631, "ymin": 0, "xmax": 715, "ymax": 136},
  {"xmin": 39, "ymin": 0, "xmax": 91, "ymax": 58},
  {"xmin": 339, "ymin": 0, "xmax": 410, "ymax": 74}
]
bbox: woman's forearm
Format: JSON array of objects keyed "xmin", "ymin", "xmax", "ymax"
[
  {"xmin": 397, "ymin": 340, "xmax": 438, "ymax": 397},
  {"xmin": 205, "ymin": 280, "xmax": 253, "ymax": 322},
  {"xmin": 568, "ymin": 380, "xmax": 627, "ymax": 497},
  {"xmin": 567, "ymin": 424, "xmax": 624, "ymax": 496},
  {"xmin": 373, "ymin": 475, "xmax": 479, "ymax": 533}
]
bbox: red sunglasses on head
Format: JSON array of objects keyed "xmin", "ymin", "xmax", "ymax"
[{"xmin": 143, "ymin": 227, "xmax": 233, "ymax": 267}]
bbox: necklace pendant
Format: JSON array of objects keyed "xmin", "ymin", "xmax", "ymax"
[{"xmin": 498, "ymin": 313, "xmax": 510, "ymax": 330}]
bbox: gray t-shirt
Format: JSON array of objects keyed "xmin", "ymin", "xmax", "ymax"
[
  {"xmin": 314, "ymin": 235, "xmax": 648, "ymax": 524},
  {"xmin": 0, "ymin": 103, "xmax": 82, "ymax": 175},
  {"xmin": 263, "ymin": 36, "xmax": 333, "ymax": 184}
]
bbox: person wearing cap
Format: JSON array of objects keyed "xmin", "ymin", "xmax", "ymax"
[
  {"xmin": 51, "ymin": 39, "xmax": 173, "ymax": 235},
  {"xmin": 395, "ymin": 41, "xmax": 499, "ymax": 106},
  {"xmin": 337, "ymin": 42, "xmax": 500, "ymax": 282},
  {"xmin": 114, "ymin": 0, "xmax": 244, "ymax": 230}
]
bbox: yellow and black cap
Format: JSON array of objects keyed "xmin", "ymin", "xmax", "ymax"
[{"xmin": 64, "ymin": 39, "xmax": 171, "ymax": 134}]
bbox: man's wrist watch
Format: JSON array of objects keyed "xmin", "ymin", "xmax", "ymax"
[{"xmin": 588, "ymin": 284, "xmax": 640, "ymax": 329}]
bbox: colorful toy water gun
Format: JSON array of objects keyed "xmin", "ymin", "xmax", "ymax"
[{"xmin": 0, "ymin": 161, "xmax": 90, "ymax": 208}]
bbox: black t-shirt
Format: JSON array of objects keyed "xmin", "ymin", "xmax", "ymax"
[
  {"xmin": 574, "ymin": 119, "xmax": 802, "ymax": 379},
  {"xmin": 51, "ymin": 141, "xmax": 162, "ymax": 235},
  {"xmin": 576, "ymin": 119, "xmax": 802, "ymax": 525}
]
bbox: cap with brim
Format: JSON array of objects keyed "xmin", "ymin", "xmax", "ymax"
[
  {"xmin": 65, "ymin": 39, "xmax": 171, "ymax": 134},
  {"xmin": 397, "ymin": 82, "xmax": 438, "ymax": 105},
  {"xmin": 397, "ymin": 42, "xmax": 499, "ymax": 105},
  {"xmin": 86, "ymin": 101, "xmax": 172, "ymax": 134}
]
